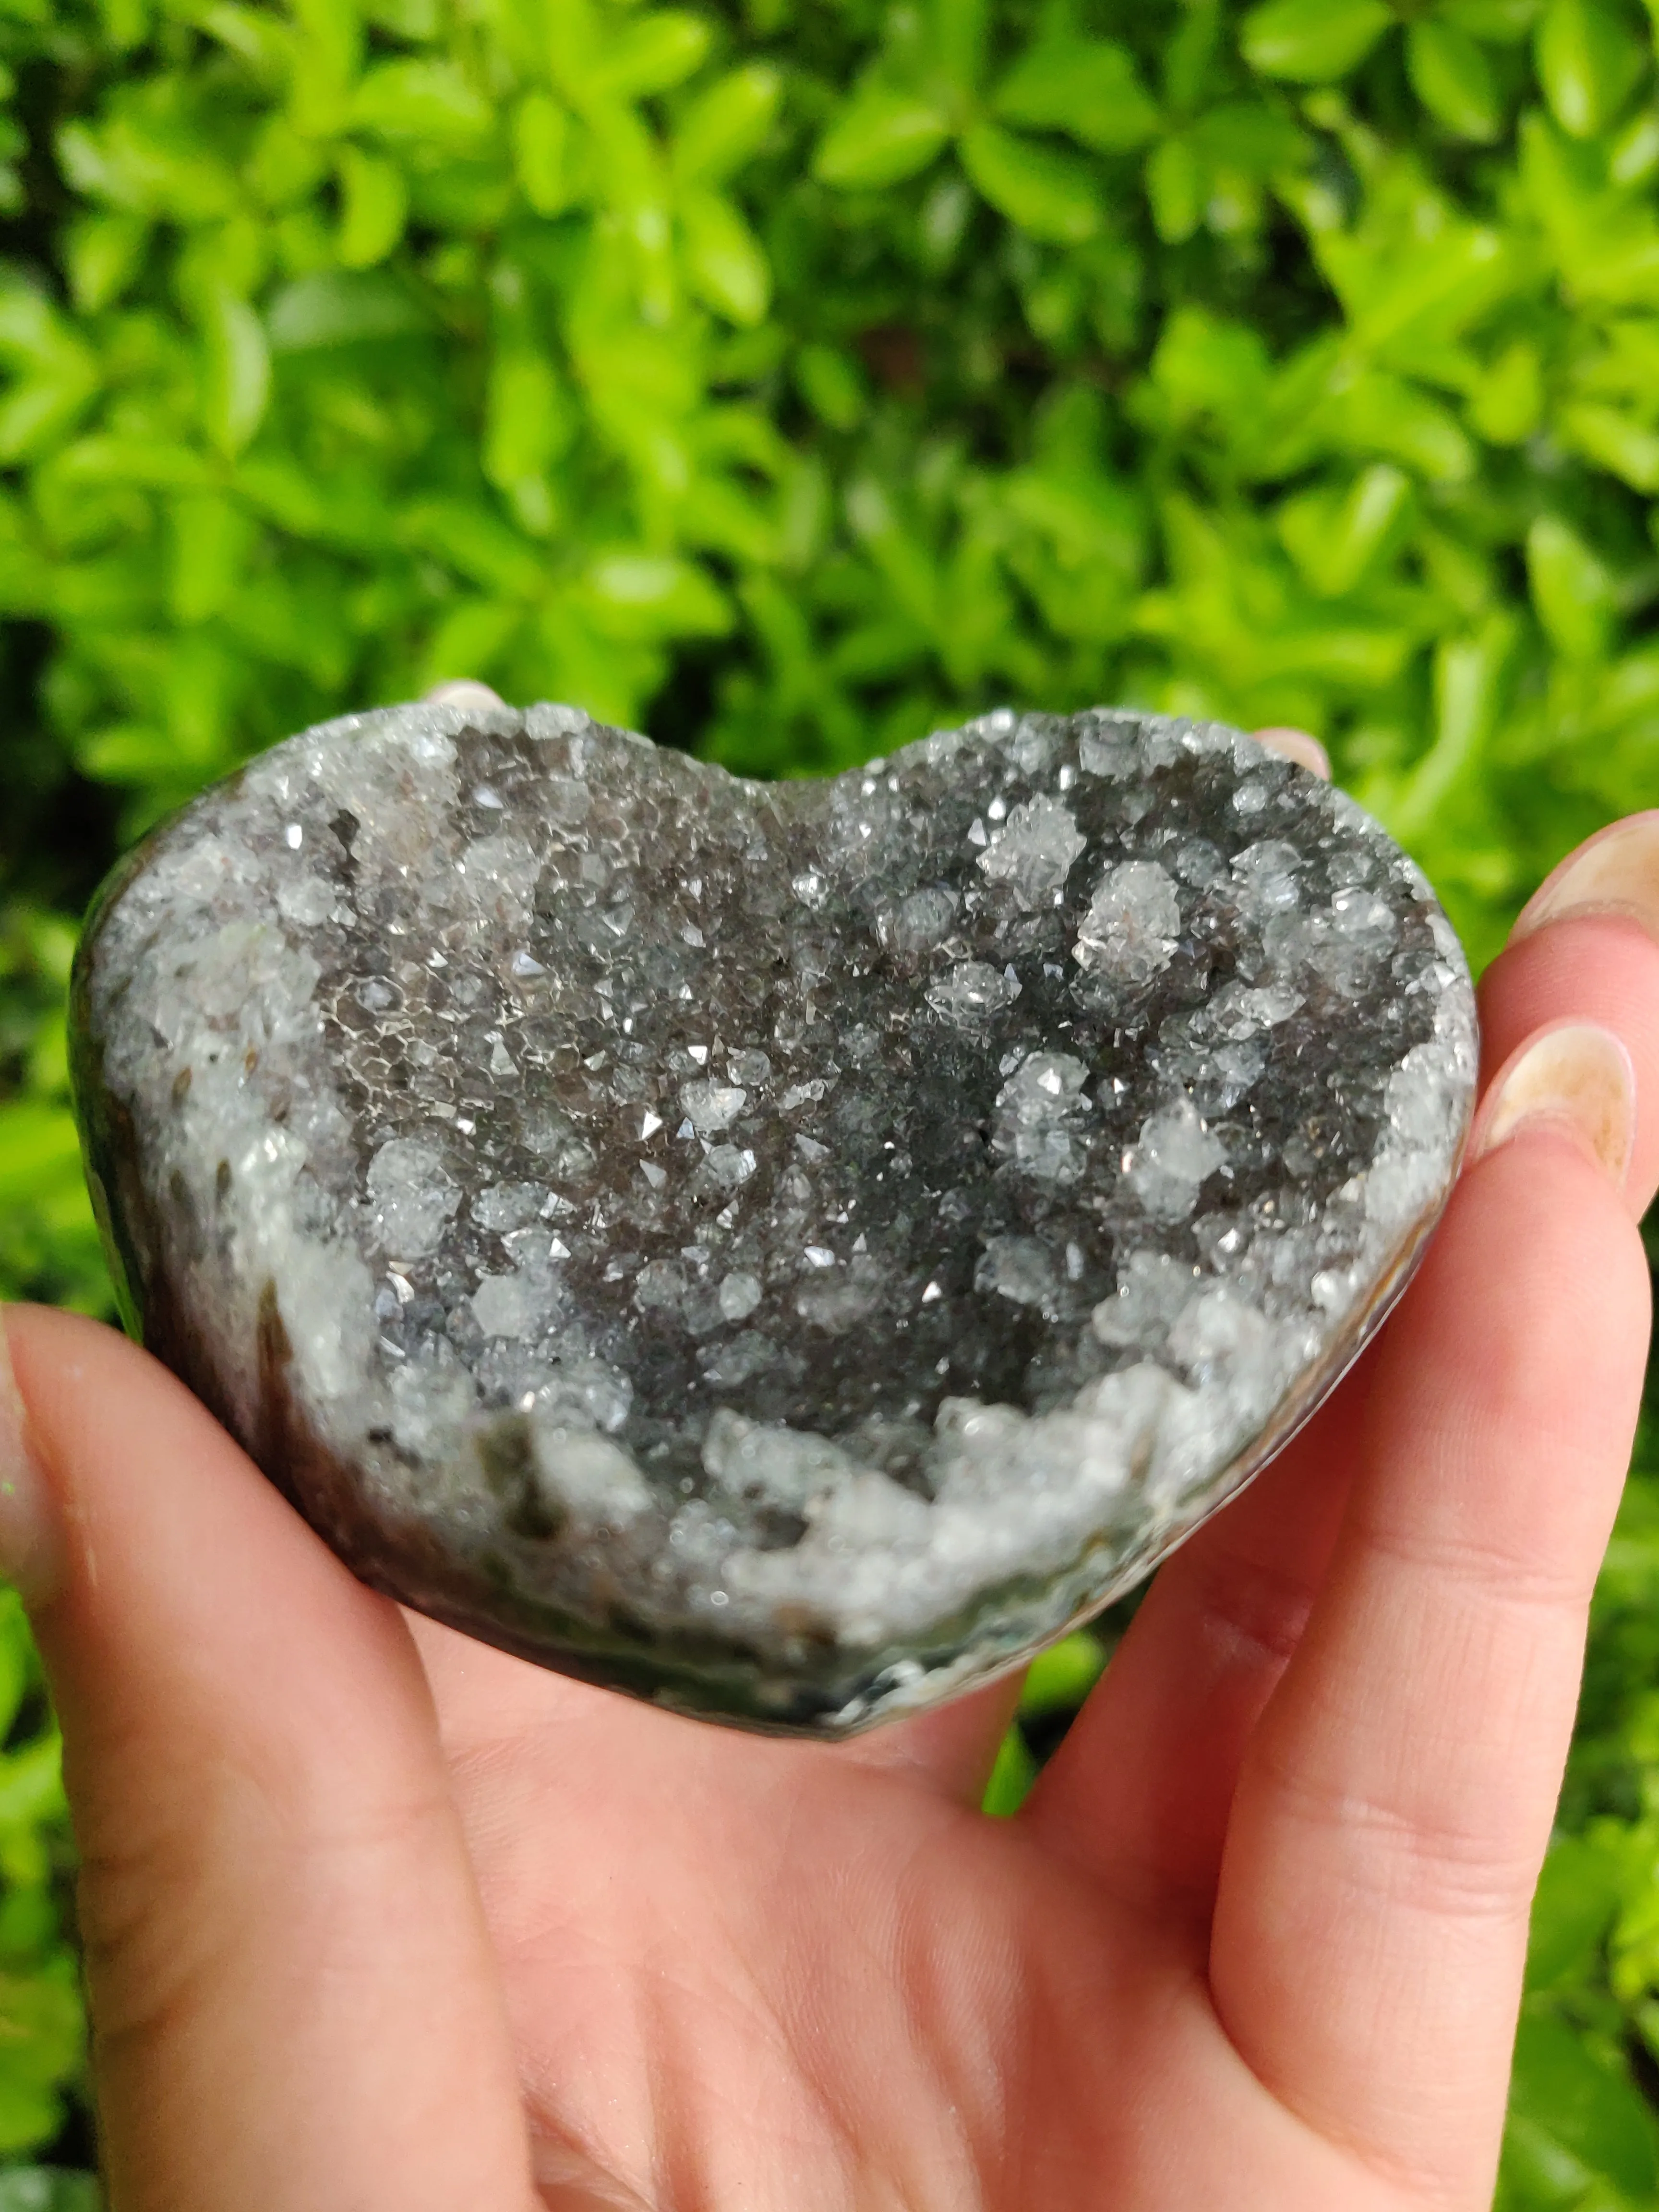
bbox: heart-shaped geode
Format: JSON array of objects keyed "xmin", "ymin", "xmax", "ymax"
[{"xmin": 71, "ymin": 701, "xmax": 1477, "ymax": 1735}]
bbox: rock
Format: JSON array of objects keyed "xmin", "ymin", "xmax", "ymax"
[{"xmin": 70, "ymin": 702, "xmax": 1478, "ymax": 1736}]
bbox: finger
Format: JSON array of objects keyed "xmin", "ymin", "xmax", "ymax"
[
  {"xmin": 1252, "ymin": 727, "xmax": 1332, "ymax": 780},
  {"xmin": 1480, "ymin": 815, "xmax": 1659, "ymax": 1214},
  {"xmin": 1513, "ymin": 807, "xmax": 1659, "ymax": 944},
  {"xmin": 0, "ymin": 1307, "xmax": 536, "ymax": 2212},
  {"xmin": 422, "ymin": 678, "xmax": 508, "ymax": 710},
  {"xmin": 1208, "ymin": 1038, "xmax": 1649, "ymax": 2198},
  {"xmin": 1024, "ymin": 1377, "xmax": 1364, "ymax": 1917},
  {"xmin": 1028, "ymin": 813, "xmax": 1659, "ymax": 1917}
]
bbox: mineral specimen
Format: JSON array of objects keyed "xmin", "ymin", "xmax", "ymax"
[{"xmin": 70, "ymin": 702, "xmax": 1478, "ymax": 1735}]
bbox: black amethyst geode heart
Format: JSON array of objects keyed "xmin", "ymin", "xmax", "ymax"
[{"xmin": 70, "ymin": 701, "xmax": 1478, "ymax": 1735}]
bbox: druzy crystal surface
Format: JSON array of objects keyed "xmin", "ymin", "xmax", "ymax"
[{"xmin": 71, "ymin": 701, "xmax": 1478, "ymax": 1734}]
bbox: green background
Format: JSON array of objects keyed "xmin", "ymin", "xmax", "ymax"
[{"xmin": 0, "ymin": 0, "xmax": 1656, "ymax": 2197}]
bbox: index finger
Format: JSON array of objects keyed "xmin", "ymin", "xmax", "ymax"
[{"xmin": 1, "ymin": 1307, "xmax": 538, "ymax": 2212}]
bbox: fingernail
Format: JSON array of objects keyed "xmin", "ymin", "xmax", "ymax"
[
  {"xmin": 1253, "ymin": 727, "xmax": 1332, "ymax": 781},
  {"xmin": 422, "ymin": 680, "xmax": 506, "ymax": 712},
  {"xmin": 1513, "ymin": 811, "xmax": 1659, "ymax": 945},
  {"xmin": 0, "ymin": 1311, "xmax": 61, "ymax": 1605},
  {"xmin": 1467, "ymin": 1022, "xmax": 1636, "ymax": 1189}
]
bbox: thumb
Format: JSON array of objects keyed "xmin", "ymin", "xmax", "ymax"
[{"xmin": 0, "ymin": 1304, "xmax": 535, "ymax": 2212}]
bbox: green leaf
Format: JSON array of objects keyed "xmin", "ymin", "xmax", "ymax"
[
  {"xmin": 199, "ymin": 288, "xmax": 269, "ymax": 456},
  {"xmin": 1535, "ymin": 0, "xmax": 1648, "ymax": 138},
  {"xmin": 64, "ymin": 210, "xmax": 147, "ymax": 312},
  {"xmin": 1150, "ymin": 304, "xmax": 1273, "ymax": 421},
  {"xmin": 337, "ymin": 146, "xmax": 407, "ymax": 269},
  {"xmin": 1279, "ymin": 462, "xmax": 1413, "ymax": 596},
  {"xmin": 1392, "ymin": 612, "xmax": 1516, "ymax": 836},
  {"xmin": 1444, "ymin": 0, "xmax": 1542, "ymax": 39},
  {"xmin": 1240, "ymin": 0, "xmax": 1393, "ymax": 82},
  {"xmin": 482, "ymin": 348, "xmax": 572, "ymax": 495},
  {"xmin": 931, "ymin": 0, "xmax": 990, "ymax": 93},
  {"xmin": 350, "ymin": 59, "xmax": 493, "ymax": 144},
  {"xmin": 794, "ymin": 342, "xmax": 867, "ymax": 430},
  {"xmin": 1526, "ymin": 1833, "xmax": 1627, "ymax": 1993},
  {"xmin": 248, "ymin": 115, "xmax": 330, "ymax": 209},
  {"xmin": 0, "ymin": 1958, "xmax": 81, "ymax": 2128},
  {"xmin": 364, "ymin": 0, "xmax": 438, "ymax": 32},
  {"xmin": 591, "ymin": 12, "xmax": 713, "ymax": 101},
  {"xmin": 266, "ymin": 269, "xmax": 424, "ymax": 350},
  {"xmin": 0, "ymin": 384, "xmax": 98, "ymax": 471},
  {"xmin": 0, "ymin": 285, "xmax": 70, "ymax": 368},
  {"xmin": 982, "ymin": 1726, "xmax": 1037, "ymax": 1816},
  {"xmin": 0, "ymin": 2168, "xmax": 101, "ymax": 2210},
  {"xmin": 1507, "ymin": 2010, "xmax": 1659, "ymax": 2201},
  {"xmin": 198, "ymin": 4, "xmax": 291, "ymax": 76},
  {"xmin": 1145, "ymin": 132, "xmax": 1206, "ymax": 242},
  {"xmin": 0, "ymin": 1734, "xmax": 63, "ymax": 1828},
  {"xmin": 513, "ymin": 93, "xmax": 577, "ymax": 217},
  {"xmin": 97, "ymin": 0, "xmax": 148, "ymax": 47},
  {"xmin": 400, "ymin": 499, "xmax": 543, "ymax": 594},
  {"xmin": 1528, "ymin": 513, "xmax": 1615, "ymax": 660},
  {"xmin": 1020, "ymin": 1632, "xmax": 1107, "ymax": 1717},
  {"xmin": 1155, "ymin": 1, "xmax": 1220, "ymax": 112},
  {"xmin": 1610, "ymin": 106, "xmax": 1659, "ymax": 183},
  {"xmin": 680, "ymin": 190, "xmax": 770, "ymax": 325},
  {"xmin": 0, "ymin": 297, "xmax": 99, "ymax": 462},
  {"xmin": 0, "ymin": 1601, "xmax": 27, "ymax": 1746},
  {"xmin": 1559, "ymin": 397, "xmax": 1659, "ymax": 488},
  {"xmin": 417, "ymin": 598, "xmax": 524, "ymax": 694},
  {"xmin": 48, "ymin": 436, "xmax": 208, "ymax": 495},
  {"xmin": 1469, "ymin": 338, "xmax": 1545, "ymax": 443},
  {"xmin": 813, "ymin": 85, "xmax": 951, "ymax": 189},
  {"xmin": 1320, "ymin": 218, "xmax": 1515, "ymax": 362},
  {"xmin": 994, "ymin": 36, "xmax": 1160, "ymax": 153},
  {"xmin": 1192, "ymin": 98, "xmax": 1306, "ymax": 173},
  {"xmin": 673, "ymin": 63, "xmax": 781, "ymax": 183},
  {"xmin": 288, "ymin": 0, "xmax": 363, "ymax": 132},
  {"xmin": 1340, "ymin": 368, "xmax": 1477, "ymax": 481},
  {"xmin": 1407, "ymin": 18, "xmax": 1504, "ymax": 140},
  {"xmin": 583, "ymin": 552, "xmax": 731, "ymax": 639},
  {"xmin": 168, "ymin": 490, "xmax": 255, "ymax": 623},
  {"xmin": 960, "ymin": 124, "xmax": 1101, "ymax": 243},
  {"xmin": 0, "ymin": 1106, "xmax": 80, "ymax": 1208}
]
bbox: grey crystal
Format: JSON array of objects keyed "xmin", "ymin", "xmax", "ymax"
[{"xmin": 70, "ymin": 702, "xmax": 1479, "ymax": 1735}]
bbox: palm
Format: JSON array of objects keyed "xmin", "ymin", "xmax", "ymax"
[
  {"xmin": 417, "ymin": 1620, "xmax": 1331, "ymax": 2212},
  {"xmin": 409, "ymin": 1370, "xmax": 1503, "ymax": 2212}
]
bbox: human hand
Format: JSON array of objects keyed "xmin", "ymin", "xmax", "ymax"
[{"xmin": 1, "ymin": 793, "xmax": 1654, "ymax": 2212}]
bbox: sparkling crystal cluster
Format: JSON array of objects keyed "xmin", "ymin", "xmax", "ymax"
[{"xmin": 71, "ymin": 702, "xmax": 1478, "ymax": 1733}]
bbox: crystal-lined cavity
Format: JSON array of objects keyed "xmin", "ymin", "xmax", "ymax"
[{"xmin": 71, "ymin": 702, "xmax": 1477, "ymax": 1734}]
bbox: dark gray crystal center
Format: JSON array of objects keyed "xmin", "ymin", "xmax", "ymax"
[{"xmin": 72, "ymin": 702, "xmax": 1477, "ymax": 1733}]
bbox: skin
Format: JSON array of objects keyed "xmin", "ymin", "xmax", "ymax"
[{"xmin": 3, "ymin": 800, "xmax": 1657, "ymax": 2212}]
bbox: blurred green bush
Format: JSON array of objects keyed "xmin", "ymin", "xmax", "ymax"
[{"xmin": 0, "ymin": 0, "xmax": 1655, "ymax": 2195}]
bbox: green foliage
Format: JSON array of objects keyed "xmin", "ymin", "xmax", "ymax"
[
  {"xmin": 1494, "ymin": 1379, "xmax": 1659, "ymax": 2210},
  {"xmin": 0, "ymin": 1594, "xmax": 83, "ymax": 2171},
  {"xmin": 0, "ymin": 0, "xmax": 1651, "ymax": 2187},
  {"xmin": 0, "ymin": 2178, "xmax": 99, "ymax": 2212},
  {"xmin": 982, "ymin": 1628, "xmax": 1109, "ymax": 1813}
]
